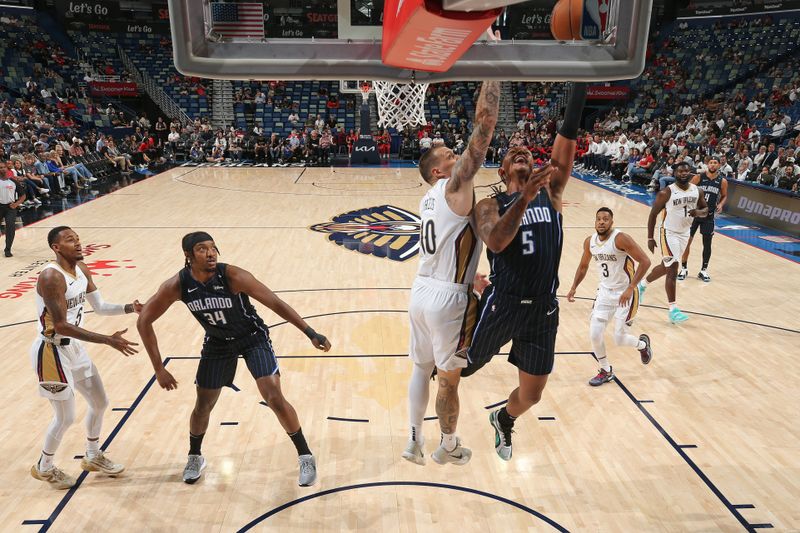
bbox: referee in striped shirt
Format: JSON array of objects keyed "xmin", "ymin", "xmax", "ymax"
[{"xmin": 1, "ymin": 161, "xmax": 26, "ymax": 257}]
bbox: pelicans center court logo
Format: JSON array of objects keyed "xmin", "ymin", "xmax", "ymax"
[{"xmin": 310, "ymin": 205, "xmax": 421, "ymax": 262}]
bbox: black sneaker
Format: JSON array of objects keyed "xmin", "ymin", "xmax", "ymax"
[{"xmin": 638, "ymin": 334, "xmax": 652, "ymax": 364}]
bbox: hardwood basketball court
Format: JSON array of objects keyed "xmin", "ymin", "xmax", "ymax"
[{"xmin": 1, "ymin": 166, "xmax": 797, "ymax": 532}]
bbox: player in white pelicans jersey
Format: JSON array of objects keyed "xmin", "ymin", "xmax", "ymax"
[
  {"xmin": 566, "ymin": 208, "xmax": 653, "ymax": 386},
  {"xmin": 402, "ymin": 80, "xmax": 501, "ymax": 468},
  {"xmin": 29, "ymin": 226, "xmax": 140, "ymax": 490},
  {"xmin": 638, "ymin": 162, "xmax": 708, "ymax": 323}
]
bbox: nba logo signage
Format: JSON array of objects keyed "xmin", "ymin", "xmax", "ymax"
[{"xmin": 581, "ymin": 0, "xmax": 609, "ymax": 40}]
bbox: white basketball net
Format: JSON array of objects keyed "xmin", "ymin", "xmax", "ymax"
[{"xmin": 373, "ymin": 81, "xmax": 429, "ymax": 130}]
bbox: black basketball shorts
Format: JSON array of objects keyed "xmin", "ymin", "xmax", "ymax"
[
  {"xmin": 464, "ymin": 285, "xmax": 559, "ymax": 377},
  {"xmin": 690, "ymin": 217, "xmax": 715, "ymax": 237},
  {"xmin": 196, "ymin": 331, "xmax": 278, "ymax": 389}
]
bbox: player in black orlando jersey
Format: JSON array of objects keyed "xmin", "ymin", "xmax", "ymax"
[
  {"xmin": 137, "ymin": 232, "xmax": 331, "ymax": 487},
  {"xmin": 462, "ymin": 83, "xmax": 587, "ymax": 462}
]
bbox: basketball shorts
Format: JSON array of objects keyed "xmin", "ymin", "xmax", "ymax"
[
  {"xmin": 30, "ymin": 337, "xmax": 93, "ymax": 401},
  {"xmin": 197, "ymin": 331, "xmax": 278, "ymax": 389},
  {"xmin": 690, "ymin": 217, "xmax": 715, "ymax": 237},
  {"xmin": 465, "ymin": 286, "xmax": 559, "ymax": 377},
  {"xmin": 408, "ymin": 276, "xmax": 479, "ymax": 371},
  {"xmin": 591, "ymin": 285, "xmax": 639, "ymax": 329},
  {"xmin": 658, "ymin": 227, "xmax": 689, "ymax": 267}
]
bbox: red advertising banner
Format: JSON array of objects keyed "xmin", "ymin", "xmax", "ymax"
[
  {"xmin": 587, "ymin": 86, "xmax": 630, "ymax": 100},
  {"xmin": 89, "ymin": 81, "xmax": 139, "ymax": 97}
]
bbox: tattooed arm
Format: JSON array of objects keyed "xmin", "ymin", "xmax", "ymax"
[
  {"xmin": 446, "ymin": 81, "xmax": 501, "ymax": 216},
  {"xmin": 474, "ymin": 165, "xmax": 553, "ymax": 253}
]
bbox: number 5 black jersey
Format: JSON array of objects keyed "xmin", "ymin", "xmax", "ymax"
[
  {"xmin": 179, "ymin": 263, "xmax": 269, "ymax": 340},
  {"xmin": 488, "ymin": 190, "xmax": 563, "ymax": 298}
]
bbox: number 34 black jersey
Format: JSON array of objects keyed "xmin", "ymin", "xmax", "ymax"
[{"xmin": 179, "ymin": 263, "xmax": 269, "ymax": 340}]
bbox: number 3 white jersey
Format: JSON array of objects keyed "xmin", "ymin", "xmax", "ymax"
[
  {"xmin": 662, "ymin": 183, "xmax": 699, "ymax": 235},
  {"xmin": 36, "ymin": 263, "xmax": 87, "ymax": 339},
  {"xmin": 416, "ymin": 178, "xmax": 482, "ymax": 286},
  {"xmin": 589, "ymin": 230, "xmax": 634, "ymax": 292}
]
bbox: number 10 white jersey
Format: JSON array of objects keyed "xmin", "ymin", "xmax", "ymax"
[
  {"xmin": 35, "ymin": 263, "xmax": 87, "ymax": 339},
  {"xmin": 416, "ymin": 178, "xmax": 482, "ymax": 286}
]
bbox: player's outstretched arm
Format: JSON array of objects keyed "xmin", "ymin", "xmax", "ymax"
[
  {"xmin": 647, "ymin": 188, "xmax": 671, "ymax": 253},
  {"xmin": 79, "ymin": 262, "xmax": 142, "ymax": 315},
  {"xmin": 137, "ymin": 275, "xmax": 181, "ymax": 389},
  {"xmin": 549, "ymin": 83, "xmax": 587, "ymax": 210},
  {"xmin": 474, "ymin": 165, "xmax": 552, "ymax": 253},
  {"xmin": 227, "ymin": 265, "xmax": 331, "ymax": 352},
  {"xmin": 615, "ymin": 232, "xmax": 652, "ymax": 306},
  {"xmin": 38, "ymin": 268, "xmax": 138, "ymax": 355},
  {"xmin": 447, "ymin": 81, "xmax": 500, "ymax": 195},
  {"xmin": 566, "ymin": 236, "xmax": 592, "ymax": 302}
]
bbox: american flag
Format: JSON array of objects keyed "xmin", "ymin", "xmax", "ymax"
[{"xmin": 210, "ymin": 2, "xmax": 264, "ymax": 39}]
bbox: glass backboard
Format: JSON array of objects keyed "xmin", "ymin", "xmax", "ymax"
[{"xmin": 168, "ymin": 0, "xmax": 651, "ymax": 82}]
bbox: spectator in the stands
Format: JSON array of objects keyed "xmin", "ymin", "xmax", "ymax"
[
  {"xmin": 190, "ymin": 142, "xmax": 204, "ymax": 162},
  {"xmin": 419, "ymin": 131, "xmax": 432, "ymax": 154},
  {"xmin": 155, "ymin": 117, "xmax": 168, "ymax": 145},
  {"xmin": 756, "ymin": 166, "xmax": 773, "ymax": 185},
  {"xmin": 319, "ymin": 129, "xmax": 333, "ymax": 165}
]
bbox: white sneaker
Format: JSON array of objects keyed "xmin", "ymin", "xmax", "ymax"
[
  {"xmin": 431, "ymin": 438, "xmax": 472, "ymax": 466},
  {"xmin": 88, "ymin": 177, "xmax": 98, "ymax": 182},
  {"xmin": 298, "ymin": 454, "xmax": 317, "ymax": 486},
  {"xmin": 697, "ymin": 270, "xmax": 711, "ymax": 282},
  {"xmin": 183, "ymin": 454, "xmax": 206, "ymax": 484},
  {"xmin": 81, "ymin": 451, "xmax": 124, "ymax": 475},
  {"xmin": 31, "ymin": 464, "xmax": 76, "ymax": 489},
  {"xmin": 677, "ymin": 267, "xmax": 688, "ymax": 281},
  {"xmin": 401, "ymin": 439, "xmax": 426, "ymax": 466}
]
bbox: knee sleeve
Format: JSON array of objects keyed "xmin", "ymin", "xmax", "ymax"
[
  {"xmin": 43, "ymin": 396, "xmax": 77, "ymax": 453},
  {"xmin": 611, "ymin": 318, "xmax": 639, "ymax": 347},
  {"xmin": 589, "ymin": 317, "xmax": 607, "ymax": 345},
  {"xmin": 702, "ymin": 232, "xmax": 713, "ymax": 265},
  {"xmin": 74, "ymin": 372, "xmax": 109, "ymax": 438}
]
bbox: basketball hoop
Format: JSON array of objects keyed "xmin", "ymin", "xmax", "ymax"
[{"xmin": 373, "ymin": 81, "xmax": 429, "ymax": 130}]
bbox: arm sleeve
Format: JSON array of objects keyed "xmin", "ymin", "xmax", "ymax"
[{"xmin": 86, "ymin": 290, "xmax": 128, "ymax": 316}]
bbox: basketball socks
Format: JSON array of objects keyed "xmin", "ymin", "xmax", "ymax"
[
  {"xmin": 497, "ymin": 407, "xmax": 517, "ymax": 430},
  {"xmin": 39, "ymin": 451, "xmax": 54, "ymax": 472},
  {"xmin": 441, "ymin": 432, "xmax": 457, "ymax": 452},
  {"xmin": 411, "ymin": 425, "xmax": 424, "ymax": 444},
  {"xmin": 189, "ymin": 432, "xmax": 205, "ymax": 456},
  {"xmin": 598, "ymin": 357, "xmax": 611, "ymax": 372},
  {"xmin": 636, "ymin": 339, "xmax": 646, "ymax": 350},
  {"xmin": 681, "ymin": 262, "xmax": 687, "ymax": 270},
  {"xmin": 669, "ymin": 302, "xmax": 678, "ymax": 312},
  {"xmin": 86, "ymin": 438, "xmax": 100, "ymax": 459},
  {"xmin": 288, "ymin": 428, "xmax": 311, "ymax": 456}
]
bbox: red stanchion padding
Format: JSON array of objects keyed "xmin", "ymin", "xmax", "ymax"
[{"xmin": 382, "ymin": 0, "xmax": 503, "ymax": 73}]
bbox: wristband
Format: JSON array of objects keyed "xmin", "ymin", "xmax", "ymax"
[{"xmin": 304, "ymin": 326, "xmax": 327, "ymax": 345}]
